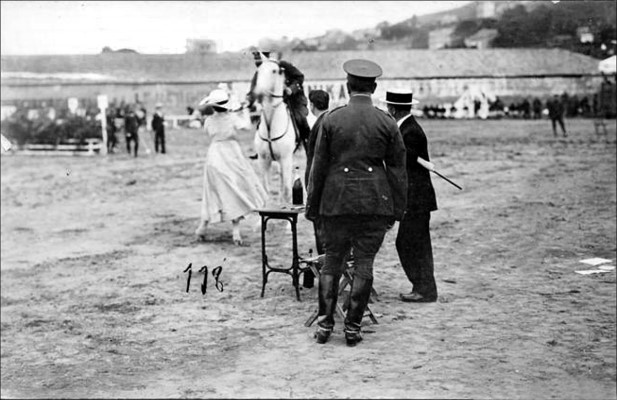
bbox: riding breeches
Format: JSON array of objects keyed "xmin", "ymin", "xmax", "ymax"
[{"xmin": 321, "ymin": 215, "xmax": 390, "ymax": 281}]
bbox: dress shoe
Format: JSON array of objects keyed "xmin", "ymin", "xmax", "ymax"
[
  {"xmin": 344, "ymin": 329, "xmax": 363, "ymax": 347},
  {"xmin": 400, "ymin": 292, "xmax": 437, "ymax": 303},
  {"xmin": 315, "ymin": 326, "xmax": 332, "ymax": 344}
]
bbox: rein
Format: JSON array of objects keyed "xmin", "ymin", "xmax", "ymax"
[{"xmin": 258, "ymin": 100, "xmax": 291, "ymax": 161}]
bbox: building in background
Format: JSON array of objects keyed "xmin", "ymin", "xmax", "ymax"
[
  {"xmin": 464, "ymin": 29, "xmax": 499, "ymax": 49},
  {"xmin": 0, "ymin": 49, "xmax": 606, "ymax": 115}
]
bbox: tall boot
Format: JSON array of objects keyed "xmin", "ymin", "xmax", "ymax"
[
  {"xmin": 344, "ymin": 277, "xmax": 373, "ymax": 347},
  {"xmin": 315, "ymin": 274, "xmax": 339, "ymax": 344}
]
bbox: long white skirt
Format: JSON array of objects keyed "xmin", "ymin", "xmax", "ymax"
[{"xmin": 200, "ymin": 140, "xmax": 267, "ymax": 223}]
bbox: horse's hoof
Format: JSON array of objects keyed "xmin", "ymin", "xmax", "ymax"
[
  {"xmin": 196, "ymin": 234, "xmax": 207, "ymax": 242},
  {"xmin": 233, "ymin": 239, "xmax": 244, "ymax": 246}
]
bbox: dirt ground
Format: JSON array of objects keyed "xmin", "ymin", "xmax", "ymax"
[{"xmin": 1, "ymin": 117, "xmax": 616, "ymax": 399}]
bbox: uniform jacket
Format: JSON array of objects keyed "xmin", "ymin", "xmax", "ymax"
[
  {"xmin": 306, "ymin": 95, "xmax": 407, "ymax": 220},
  {"xmin": 399, "ymin": 114, "xmax": 437, "ymax": 213}
]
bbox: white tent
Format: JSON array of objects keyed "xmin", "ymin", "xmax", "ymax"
[
  {"xmin": 599, "ymin": 55, "xmax": 616, "ymax": 74},
  {"xmin": 453, "ymin": 86, "xmax": 495, "ymax": 119}
]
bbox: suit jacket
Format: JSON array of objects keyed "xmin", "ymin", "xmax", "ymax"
[
  {"xmin": 124, "ymin": 113, "xmax": 139, "ymax": 134},
  {"xmin": 399, "ymin": 114, "xmax": 437, "ymax": 213},
  {"xmin": 547, "ymin": 99, "xmax": 565, "ymax": 119},
  {"xmin": 306, "ymin": 95, "xmax": 407, "ymax": 220},
  {"xmin": 151, "ymin": 112, "xmax": 165, "ymax": 134},
  {"xmin": 305, "ymin": 111, "xmax": 327, "ymax": 185}
]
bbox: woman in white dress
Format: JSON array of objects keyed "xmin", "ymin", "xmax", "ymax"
[{"xmin": 194, "ymin": 88, "xmax": 268, "ymax": 245}]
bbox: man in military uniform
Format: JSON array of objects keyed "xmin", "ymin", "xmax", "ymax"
[
  {"xmin": 246, "ymin": 51, "xmax": 311, "ymax": 152},
  {"xmin": 306, "ymin": 59, "xmax": 407, "ymax": 346},
  {"xmin": 384, "ymin": 90, "xmax": 438, "ymax": 303}
]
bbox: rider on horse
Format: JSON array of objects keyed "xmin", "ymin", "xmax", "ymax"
[{"xmin": 246, "ymin": 51, "xmax": 311, "ymax": 152}]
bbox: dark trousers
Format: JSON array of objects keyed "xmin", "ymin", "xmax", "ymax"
[
  {"xmin": 551, "ymin": 117, "xmax": 567, "ymax": 137},
  {"xmin": 126, "ymin": 132, "xmax": 139, "ymax": 157},
  {"xmin": 302, "ymin": 218, "xmax": 325, "ymax": 288},
  {"xmin": 107, "ymin": 130, "xmax": 117, "ymax": 152},
  {"xmin": 313, "ymin": 217, "xmax": 326, "ymax": 255},
  {"xmin": 154, "ymin": 129, "xmax": 166, "ymax": 153},
  {"xmin": 395, "ymin": 211, "xmax": 437, "ymax": 299}
]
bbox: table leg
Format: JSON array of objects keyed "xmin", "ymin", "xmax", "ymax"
[
  {"xmin": 260, "ymin": 215, "xmax": 267, "ymax": 298},
  {"xmin": 291, "ymin": 216, "xmax": 301, "ymax": 301}
]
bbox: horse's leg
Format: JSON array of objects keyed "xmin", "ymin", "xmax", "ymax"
[
  {"xmin": 232, "ymin": 217, "xmax": 243, "ymax": 246},
  {"xmin": 279, "ymin": 154, "xmax": 293, "ymax": 204},
  {"xmin": 258, "ymin": 156, "xmax": 273, "ymax": 204}
]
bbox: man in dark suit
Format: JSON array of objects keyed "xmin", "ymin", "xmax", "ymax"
[
  {"xmin": 306, "ymin": 60, "xmax": 407, "ymax": 346},
  {"xmin": 151, "ymin": 103, "xmax": 166, "ymax": 154},
  {"xmin": 547, "ymin": 94, "xmax": 567, "ymax": 137},
  {"xmin": 124, "ymin": 106, "xmax": 139, "ymax": 157},
  {"xmin": 301, "ymin": 89, "xmax": 330, "ymax": 289},
  {"xmin": 246, "ymin": 51, "xmax": 311, "ymax": 152},
  {"xmin": 385, "ymin": 90, "xmax": 438, "ymax": 303}
]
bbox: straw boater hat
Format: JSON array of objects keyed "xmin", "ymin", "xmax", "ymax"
[
  {"xmin": 382, "ymin": 89, "xmax": 420, "ymax": 105},
  {"xmin": 199, "ymin": 88, "xmax": 230, "ymax": 110},
  {"xmin": 252, "ymin": 50, "xmax": 271, "ymax": 59}
]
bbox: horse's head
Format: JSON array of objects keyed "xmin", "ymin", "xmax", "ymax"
[{"xmin": 252, "ymin": 56, "xmax": 285, "ymax": 103}]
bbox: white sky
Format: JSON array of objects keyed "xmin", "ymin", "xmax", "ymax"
[{"xmin": 1, "ymin": 1, "xmax": 470, "ymax": 55}]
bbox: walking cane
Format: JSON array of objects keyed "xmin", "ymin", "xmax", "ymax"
[{"xmin": 417, "ymin": 157, "xmax": 462, "ymax": 191}]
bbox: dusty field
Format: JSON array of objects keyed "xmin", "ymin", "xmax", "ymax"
[{"xmin": 1, "ymin": 118, "xmax": 616, "ymax": 399}]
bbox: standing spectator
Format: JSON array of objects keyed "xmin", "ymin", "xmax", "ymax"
[
  {"xmin": 124, "ymin": 107, "xmax": 139, "ymax": 157},
  {"xmin": 135, "ymin": 102, "xmax": 147, "ymax": 128},
  {"xmin": 151, "ymin": 103, "xmax": 166, "ymax": 154},
  {"xmin": 306, "ymin": 59, "xmax": 407, "ymax": 347},
  {"xmin": 105, "ymin": 107, "xmax": 118, "ymax": 153},
  {"xmin": 384, "ymin": 90, "xmax": 439, "ymax": 303},
  {"xmin": 303, "ymin": 89, "xmax": 330, "ymax": 287},
  {"xmin": 532, "ymin": 98, "xmax": 543, "ymax": 119},
  {"xmin": 547, "ymin": 94, "xmax": 567, "ymax": 137},
  {"xmin": 521, "ymin": 98, "xmax": 531, "ymax": 119}
]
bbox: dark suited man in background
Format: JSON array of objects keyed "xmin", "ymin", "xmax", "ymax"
[
  {"xmin": 547, "ymin": 94, "xmax": 567, "ymax": 137},
  {"xmin": 124, "ymin": 106, "xmax": 139, "ymax": 157},
  {"xmin": 306, "ymin": 60, "xmax": 407, "ymax": 346},
  {"xmin": 305, "ymin": 89, "xmax": 330, "ymax": 256},
  {"xmin": 151, "ymin": 103, "xmax": 166, "ymax": 154},
  {"xmin": 385, "ymin": 90, "xmax": 438, "ymax": 303},
  {"xmin": 246, "ymin": 51, "xmax": 311, "ymax": 152}
]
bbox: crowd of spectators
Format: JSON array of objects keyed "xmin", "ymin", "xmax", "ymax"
[{"xmin": 419, "ymin": 92, "xmax": 603, "ymax": 120}]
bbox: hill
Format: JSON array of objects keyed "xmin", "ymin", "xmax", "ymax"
[{"xmin": 281, "ymin": 1, "xmax": 615, "ymax": 59}]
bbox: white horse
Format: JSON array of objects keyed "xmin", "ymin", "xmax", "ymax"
[{"xmin": 251, "ymin": 55, "xmax": 297, "ymax": 205}]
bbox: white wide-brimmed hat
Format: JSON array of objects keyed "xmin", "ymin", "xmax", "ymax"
[{"xmin": 199, "ymin": 88, "xmax": 230, "ymax": 109}]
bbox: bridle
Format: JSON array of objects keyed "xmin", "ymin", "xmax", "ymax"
[{"xmin": 256, "ymin": 59, "xmax": 291, "ymax": 160}]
